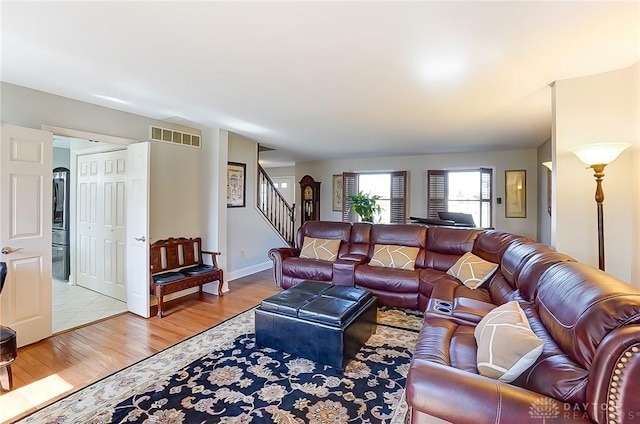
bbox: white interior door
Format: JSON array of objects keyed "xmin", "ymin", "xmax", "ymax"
[
  {"xmin": 76, "ymin": 150, "xmax": 127, "ymax": 301},
  {"xmin": 126, "ymin": 142, "xmax": 150, "ymax": 318},
  {"xmin": 76, "ymin": 154, "xmax": 100, "ymax": 291},
  {"xmin": 101, "ymin": 151, "xmax": 127, "ymax": 301},
  {"xmin": 0, "ymin": 124, "xmax": 53, "ymax": 347}
]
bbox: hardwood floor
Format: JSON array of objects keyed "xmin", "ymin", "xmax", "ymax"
[{"xmin": 0, "ymin": 269, "xmax": 280, "ymax": 423}]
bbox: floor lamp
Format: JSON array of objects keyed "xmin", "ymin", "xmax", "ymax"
[{"xmin": 570, "ymin": 142, "xmax": 631, "ymax": 271}]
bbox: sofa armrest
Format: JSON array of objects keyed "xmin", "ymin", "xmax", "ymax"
[
  {"xmin": 340, "ymin": 253, "xmax": 369, "ymax": 262},
  {"xmin": 588, "ymin": 325, "xmax": 640, "ymax": 424},
  {"xmin": 268, "ymin": 247, "xmax": 300, "ymax": 287},
  {"xmin": 332, "ymin": 257, "xmax": 367, "ymax": 287},
  {"xmin": 406, "ymin": 361, "xmax": 593, "ymax": 424}
]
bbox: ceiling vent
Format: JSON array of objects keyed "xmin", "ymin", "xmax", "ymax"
[{"xmin": 149, "ymin": 125, "xmax": 201, "ymax": 148}]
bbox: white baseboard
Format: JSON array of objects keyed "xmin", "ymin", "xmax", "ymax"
[{"xmin": 228, "ymin": 261, "xmax": 273, "ymax": 282}]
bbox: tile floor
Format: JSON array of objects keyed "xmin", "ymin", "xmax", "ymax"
[{"xmin": 52, "ymin": 279, "xmax": 128, "ymax": 333}]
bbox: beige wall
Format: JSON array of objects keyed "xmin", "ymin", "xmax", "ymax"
[
  {"xmin": 227, "ymin": 133, "xmax": 287, "ymax": 280},
  {"xmin": 553, "ymin": 63, "xmax": 639, "ymax": 285},
  {"xmin": 149, "ymin": 142, "xmax": 201, "ymax": 241},
  {"xmin": 297, "ymin": 148, "xmax": 539, "ymax": 240}
]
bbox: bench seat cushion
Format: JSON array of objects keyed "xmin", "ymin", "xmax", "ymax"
[
  {"xmin": 182, "ymin": 264, "xmax": 218, "ymax": 276},
  {"xmin": 153, "ymin": 271, "xmax": 185, "ymax": 285}
]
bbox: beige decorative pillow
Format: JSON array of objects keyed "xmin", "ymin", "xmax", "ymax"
[
  {"xmin": 447, "ymin": 252, "xmax": 498, "ymax": 289},
  {"xmin": 299, "ymin": 237, "xmax": 341, "ymax": 262},
  {"xmin": 369, "ymin": 244, "xmax": 419, "ymax": 270},
  {"xmin": 475, "ymin": 301, "xmax": 544, "ymax": 382}
]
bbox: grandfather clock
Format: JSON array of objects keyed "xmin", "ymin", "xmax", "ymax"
[{"xmin": 300, "ymin": 175, "xmax": 321, "ymax": 224}]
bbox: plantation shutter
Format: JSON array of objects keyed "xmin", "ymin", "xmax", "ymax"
[
  {"xmin": 342, "ymin": 172, "xmax": 358, "ymax": 222},
  {"xmin": 390, "ymin": 171, "xmax": 407, "ymax": 223},
  {"xmin": 427, "ymin": 170, "xmax": 447, "ymax": 219},
  {"xmin": 480, "ymin": 168, "xmax": 493, "ymax": 227}
]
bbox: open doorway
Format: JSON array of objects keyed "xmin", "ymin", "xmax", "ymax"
[{"xmin": 51, "ymin": 135, "xmax": 129, "ymax": 332}]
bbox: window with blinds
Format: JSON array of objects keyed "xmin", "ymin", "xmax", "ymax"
[
  {"xmin": 427, "ymin": 168, "xmax": 493, "ymax": 228},
  {"xmin": 341, "ymin": 171, "xmax": 407, "ymax": 223}
]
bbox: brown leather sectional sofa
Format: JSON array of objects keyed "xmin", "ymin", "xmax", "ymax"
[{"xmin": 268, "ymin": 221, "xmax": 640, "ymax": 423}]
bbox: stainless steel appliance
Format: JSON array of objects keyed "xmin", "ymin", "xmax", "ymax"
[{"xmin": 52, "ymin": 167, "xmax": 70, "ymax": 280}]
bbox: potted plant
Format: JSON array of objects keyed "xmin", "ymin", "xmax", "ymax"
[{"xmin": 348, "ymin": 191, "xmax": 382, "ymax": 222}]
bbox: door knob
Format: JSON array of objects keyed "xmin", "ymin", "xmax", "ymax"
[
  {"xmin": 1, "ymin": 247, "xmax": 23, "ymax": 255},
  {"xmin": 134, "ymin": 236, "xmax": 146, "ymax": 242}
]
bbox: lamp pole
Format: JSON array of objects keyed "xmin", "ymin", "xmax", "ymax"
[{"xmin": 591, "ymin": 164, "xmax": 606, "ymax": 271}]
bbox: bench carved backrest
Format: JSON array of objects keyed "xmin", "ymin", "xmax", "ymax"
[{"xmin": 150, "ymin": 237, "xmax": 203, "ymax": 274}]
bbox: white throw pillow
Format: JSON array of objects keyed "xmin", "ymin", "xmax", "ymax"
[
  {"xmin": 447, "ymin": 252, "xmax": 498, "ymax": 289},
  {"xmin": 299, "ymin": 237, "xmax": 341, "ymax": 262},
  {"xmin": 474, "ymin": 301, "xmax": 544, "ymax": 382}
]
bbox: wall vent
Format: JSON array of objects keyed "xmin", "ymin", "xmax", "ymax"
[{"xmin": 149, "ymin": 125, "xmax": 201, "ymax": 148}]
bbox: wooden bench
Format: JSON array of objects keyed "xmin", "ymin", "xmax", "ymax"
[{"xmin": 149, "ymin": 237, "xmax": 224, "ymax": 318}]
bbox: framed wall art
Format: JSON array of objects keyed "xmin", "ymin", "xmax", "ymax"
[
  {"xmin": 227, "ymin": 162, "xmax": 246, "ymax": 208},
  {"xmin": 505, "ymin": 169, "xmax": 526, "ymax": 218},
  {"xmin": 332, "ymin": 174, "xmax": 343, "ymax": 211}
]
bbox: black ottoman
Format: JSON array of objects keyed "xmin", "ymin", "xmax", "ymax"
[{"xmin": 255, "ymin": 281, "xmax": 377, "ymax": 369}]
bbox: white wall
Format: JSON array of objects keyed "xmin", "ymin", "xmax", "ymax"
[
  {"xmin": 264, "ymin": 166, "xmax": 295, "ymax": 178},
  {"xmin": 553, "ymin": 63, "xmax": 639, "ymax": 285},
  {"xmin": 227, "ymin": 132, "xmax": 287, "ymax": 280},
  {"xmin": 297, "ymin": 148, "xmax": 539, "ymax": 240},
  {"xmin": 1, "ymin": 82, "xmax": 219, "ymax": 303},
  {"xmin": 149, "ymin": 142, "xmax": 201, "ymax": 241},
  {"xmin": 536, "ymin": 139, "xmax": 552, "ymax": 246},
  {"xmin": 53, "ymin": 147, "xmax": 71, "ymax": 169}
]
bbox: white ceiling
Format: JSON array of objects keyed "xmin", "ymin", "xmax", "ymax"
[{"xmin": 2, "ymin": 1, "xmax": 638, "ymax": 166}]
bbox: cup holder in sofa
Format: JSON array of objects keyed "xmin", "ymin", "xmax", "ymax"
[{"xmin": 433, "ymin": 299, "xmax": 453, "ymax": 315}]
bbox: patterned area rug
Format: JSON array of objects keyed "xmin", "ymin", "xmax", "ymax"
[{"xmin": 17, "ymin": 307, "xmax": 422, "ymax": 424}]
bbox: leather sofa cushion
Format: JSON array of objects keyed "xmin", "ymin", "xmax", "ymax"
[
  {"xmin": 424, "ymin": 227, "xmax": 480, "ymax": 272},
  {"xmin": 515, "ymin": 303, "xmax": 589, "ymax": 404},
  {"xmin": 536, "ymin": 261, "xmax": 640, "ymax": 368},
  {"xmin": 370, "ymin": 224, "xmax": 427, "ymax": 268},
  {"xmin": 282, "ymin": 257, "xmax": 333, "ymax": 282},
  {"xmin": 429, "ymin": 278, "xmax": 492, "ymax": 305},
  {"xmin": 348, "ymin": 222, "xmax": 372, "ymax": 256},
  {"xmin": 299, "ymin": 237, "xmax": 341, "ymax": 261},
  {"xmin": 415, "ymin": 317, "xmax": 479, "ymax": 373},
  {"xmin": 418, "ymin": 268, "xmax": 461, "ymax": 309},
  {"xmin": 355, "ymin": 264, "xmax": 419, "ymax": 294},
  {"xmin": 500, "ymin": 241, "xmax": 554, "ymax": 289},
  {"xmin": 516, "ymin": 250, "xmax": 574, "ymax": 302},
  {"xmin": 287, "ymin": 280, "xmax": 332, "ymax": 295},
  {"xmin": 472, "ymin": 230, "xmax": 531, "ymax": 264}
]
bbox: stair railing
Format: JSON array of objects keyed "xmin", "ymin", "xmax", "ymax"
[{"xmin": 257, "ymin": 165, "xmax": 296, "ymax": 246}]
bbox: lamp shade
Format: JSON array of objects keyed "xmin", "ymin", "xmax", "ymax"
[
  {"xmin": 542, "ymin": 161, "xmax": 552, "ymax": 171},
  {"xmin": 570, "ymin": 142, "xmax": 631, "ymax": 166}
]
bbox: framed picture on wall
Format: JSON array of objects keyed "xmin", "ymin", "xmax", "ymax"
[
  {"xmin": 332, "ymin": 174, "xmax": 343, "ymax": 211},
  {"xmin": 505, "ymin": 169, "xmax": 526, "ymax": 218},
  {"xmin": 227, "ymin": 162, "xmax": 246, "ymax": 208}
]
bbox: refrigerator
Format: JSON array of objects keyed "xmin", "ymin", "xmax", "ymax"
[{"xmin": 52, "ymin": 167, "xmax": 70, "ymax": 280}]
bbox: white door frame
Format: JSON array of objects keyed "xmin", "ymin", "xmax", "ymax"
[{"xmin": 42, "ymin": 126, "xmax": 145, "ymax": 312}]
